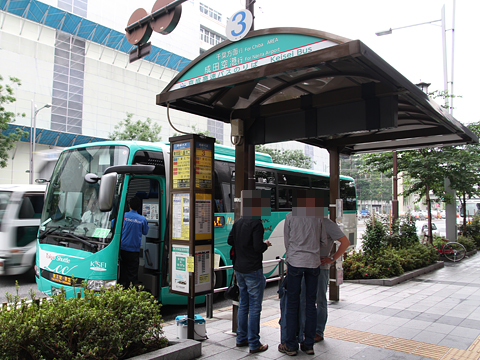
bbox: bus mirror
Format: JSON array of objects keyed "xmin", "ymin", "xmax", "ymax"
[{"xmin": 98, "ymin": 172, "xmax": 117, "ymax": 212}]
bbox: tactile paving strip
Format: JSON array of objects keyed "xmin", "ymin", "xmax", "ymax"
[{"xmin": 261, "ymin": 319, "xmax": 480, "ymax": 360}]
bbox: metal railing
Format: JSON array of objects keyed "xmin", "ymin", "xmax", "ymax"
[{"xmin": 205, "ymin": 257, "xmax": 285, "ymax": 319}]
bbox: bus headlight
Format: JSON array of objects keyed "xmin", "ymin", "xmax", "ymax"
[{"xmin": 86, "ymin": 279, "xmax": 117, "ymax": 291}]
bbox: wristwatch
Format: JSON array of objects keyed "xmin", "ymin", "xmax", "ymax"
[{"xmin": 329, "ymin": 256, "xmax": 335, "ymax": 261}]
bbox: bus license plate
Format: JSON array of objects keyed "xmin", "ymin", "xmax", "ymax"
[{"xmin": 50, "ymin": 272, "xmax": 72, "ymax": 286}]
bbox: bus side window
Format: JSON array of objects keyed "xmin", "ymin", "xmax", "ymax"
[
  {"xmin": 214, "ymin": 173, "xmax": 224, "ymax": 213},
  {"xmin": 278, "ymin": 188, "xmax": 292, "ymax": 210},
  {"xmin": 222, "ymin": 182, "xmax": 232, "ymax": 212}
]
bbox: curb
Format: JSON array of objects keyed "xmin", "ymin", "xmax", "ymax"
[
  {"xmin": 127, "ymin": 339, "xmax": 201, "ymax": 360},
  {"xmin": 344, "ymin": 261, "xmax": 445, "ymax": 286}
]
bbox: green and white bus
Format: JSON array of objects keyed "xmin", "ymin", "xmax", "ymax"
[{"xmin": 35, "ymin": 141, "xmax": 356, "ymax": 304}]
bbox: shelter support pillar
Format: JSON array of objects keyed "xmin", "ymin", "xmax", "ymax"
[{"xmin": 328, "ymin": 147, "xmax": 340, "ymax": 301}]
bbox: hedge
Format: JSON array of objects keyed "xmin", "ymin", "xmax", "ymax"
[{"xmin": 0, "ymin": 284, "xmax": 168, "ymax": 360}]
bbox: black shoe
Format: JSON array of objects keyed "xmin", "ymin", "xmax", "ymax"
[
  {"xmin": 300, "ymin": 343, "xmax": 314, "ymax": 355},
  {"xmin": 250, "ymin": 343, "xmax": 268, "ymax": 353},
  {"xmin": 236, "ymin": 340, "xmax": 248, "ymax": 347}
]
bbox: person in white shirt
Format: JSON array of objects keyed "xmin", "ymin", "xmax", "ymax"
[{"xmin": 81, "ymin": 191, "xmax": 102, "ymax": 224}]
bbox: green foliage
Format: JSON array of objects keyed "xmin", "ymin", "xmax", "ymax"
[
  {"xmin": 361, "ymin": 214, "xmax": 388, "ymax": 254},
  {"xmin": 345, "ymin": 213, "xmax": 438, "ymax": 280},
  {"xmin": 340, "ymin": 154, "xmax": 392, "ymax": 202},
  {"xmin": 0, "ymin": 75, "xmax": 27, "ymax": 168},
  {"xmin": 462, "ymin": 214, "xmax": 480, "ymax": 247},
  {"xmin": 443, "ymin": 122, "xmax": 480, "ymax": 234},
  {"xmin": 344, "ymin": 243, "xmax": 438, "ymax": 280},
  {"xmin": 456, "ymin": 235, "xmax": 476, "ymax": 252},
  {"xmin": 0, "ymin": 284, "xmax": 168, "ymax": 359},
  {"xmin": 110, "ymin": 113, "xmax": 162, "ymax": 142},
  {"xmin": 255, "ymin": 145, "xmax": 314, "ymax": 169}
]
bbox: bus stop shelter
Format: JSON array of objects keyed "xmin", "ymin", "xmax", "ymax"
[{"xmin": 156, "ymin": 27, "xmax": 478, "ymax": 298}]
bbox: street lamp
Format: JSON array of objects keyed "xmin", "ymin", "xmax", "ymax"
[
  {"xmin": 376, "ymin": 2, "xmax": 457, "ymax": 239},
  {"xmin": 375, "ymin": 4, "xmax": 454, "ymax": 111},
  {"xmin": 30, "ymin": 101, "xmax": 51, "ymax": 184}
]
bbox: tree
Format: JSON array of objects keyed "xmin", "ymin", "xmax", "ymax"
[
  {"xmin": 340, "ymin": 154, "xmax": 392, "ymax": 205},
  {"xmin": 109, "ymin": 113, "xmax": 162, "ymax": 142},
  {"xmin": 255, "ymin": 145, "xmax": 314, "ymax": 169},
  {"xmin": 0, "ymin": 75, "xmax": 27, "ymax": 168},
  {"xmin": 362, "ymin": 149, "xmax": 448, "ymax": 243},
  {"xmin": 442, "ymin": 122, "xmax": 480, "ymax": 234}
]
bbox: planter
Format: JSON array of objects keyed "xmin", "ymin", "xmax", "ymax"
[
  {"xmin": 344, "ymin": 261, "xmax": 444, "ymax": 286},
  {"xmin": 127, "ymin": 339, "xmax": 201, "ymax": 360}
]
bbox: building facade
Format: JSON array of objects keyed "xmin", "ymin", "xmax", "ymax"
[{"xmin": 0, "ymin": 0, "xmax": 328, "ymax": 184}]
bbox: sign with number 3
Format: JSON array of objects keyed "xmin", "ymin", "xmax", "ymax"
[{"xmin": 226, "ymin": 9, "xmax": 253, "ymax": 42}]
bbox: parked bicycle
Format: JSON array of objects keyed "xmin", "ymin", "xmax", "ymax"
[
  {"xmin": 434, "ymin": 238, "xmax": 466, "ymax": 262},
  {"xmin": 420, "ymin": 229, "xmax": 466, "ymax": 262}
]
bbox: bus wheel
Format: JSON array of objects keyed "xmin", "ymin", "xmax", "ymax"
[{"xmin": 213, "ymin": 262, "xmax": 225, "ymax": 300}]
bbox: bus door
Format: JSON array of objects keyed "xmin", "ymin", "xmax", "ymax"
[{"xmin": 122, "ymin": 177, "xmax": 164, "ymax": 298}]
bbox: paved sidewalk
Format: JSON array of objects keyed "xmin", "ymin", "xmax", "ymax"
[{"xmin": 161, "ymin": 254, "xmax": 480, "ymax": 359}]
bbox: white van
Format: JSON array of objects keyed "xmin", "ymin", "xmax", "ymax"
[{"xmin": 0, "ymin": 184, "xmax": 46, "ymax": 277}]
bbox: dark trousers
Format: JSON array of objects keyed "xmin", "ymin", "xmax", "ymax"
[
  {"xmin": 119, "ymin": 249, "xmax": 140, "ymax": 288},
  {"xmin": 286, "ymin": 264, "xmax": 320, "ymax": 350}
]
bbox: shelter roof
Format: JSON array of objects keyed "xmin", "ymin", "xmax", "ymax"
[{"xmin": 157, "ymin": 28, "xmax": 477, "ymax": 154}]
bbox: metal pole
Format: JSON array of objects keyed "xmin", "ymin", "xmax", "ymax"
[
  {"xmin": 205, "ymin": 293, "xmax": 213, "ymax": 318},
  {"xmin": 30, "ymin": 101, "xmax": 36, "ymax": 185},
  {"xmin": 450, "ymin": 0, "xmax": 456, "ymax": 114},
  {"xmin": 441, "ymin": 5, "xmax": 448, "ymax": 108},
  {"xmin": 187, "ymin": 295, "xmax": 195, "ymax": 339},
  {"xmin": 247, "ymin": 0, "xmax": 254, "ymax": 31}
]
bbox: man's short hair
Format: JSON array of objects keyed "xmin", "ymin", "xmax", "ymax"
[{"xmin": 129, "ymin": 196, "xmax": 142, "ymax": 211}]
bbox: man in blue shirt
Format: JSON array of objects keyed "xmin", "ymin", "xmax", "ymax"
[{"xmin": 119, "ymin": 196, "xmax": 149, "ymax": 288}]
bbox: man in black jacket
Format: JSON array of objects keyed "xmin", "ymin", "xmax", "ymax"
[{"xmin": 227, "ymin": 190, "xmax": 272, "ymax": 354}]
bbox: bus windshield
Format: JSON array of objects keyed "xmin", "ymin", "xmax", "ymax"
[{"xmin": 39, "ymin": 146, "xmax": 129, "ymax": 251}]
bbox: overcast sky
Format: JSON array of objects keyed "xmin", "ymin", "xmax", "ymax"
[{"xmin": 204, "ymin": 0, "xmax": 478, "ymax": 125}]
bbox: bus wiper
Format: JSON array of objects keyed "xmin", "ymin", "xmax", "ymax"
[
  {"xmin": 38, "ymin": 226, "xmax": 69, "ymax": 240},
  {"xmin": 62, "ymin": 232, "xmax": 98, "ymax": 250}
]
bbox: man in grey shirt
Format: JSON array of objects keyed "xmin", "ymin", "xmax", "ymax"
[
  {"xmin": 282, "ymin": 190, "xmax": 327, "ymax": 356},
  {"xmin": 298, "ymin": 217, "xmax": 350, "ymax": 344}
]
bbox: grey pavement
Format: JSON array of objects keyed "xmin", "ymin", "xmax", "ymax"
[{"xmin": 161, "ymin": 254, "xmax": 480, "ymax": 359}]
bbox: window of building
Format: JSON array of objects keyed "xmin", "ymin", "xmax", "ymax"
[
  {"xmin": 201, "ymin": 27, "xmax": 225, "ymax": 46},
  {"xmin": 200, "ymin": 3, "xmax": 222, "ymax": 22},
  {"xmin": 207, "ymin": 118, "xmax": 224, "ymax": 144},
  {"xmin": 51, "ymin": 31, "xmax": 85, "ymax": 134}
]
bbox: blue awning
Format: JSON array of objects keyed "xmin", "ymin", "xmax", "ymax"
[
  {"xmin": 6, "ymin": 124, "xmax": 108, "ymax": 147},
  {"xmin": 1, "ymin": 0, "xmax": 191, "ymax": 71}
]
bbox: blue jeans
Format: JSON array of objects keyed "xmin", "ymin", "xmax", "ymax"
[
  {"xmin": 298, "ymin": 268, "xmax": 330, "ymax": 342},
  {"xmin": 286, "ymin": 264, "xmax": 320, "ymax": 350},
  {"xmin": 236, "ymin": 268, "xmax": 266, "ymax": 350}
]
